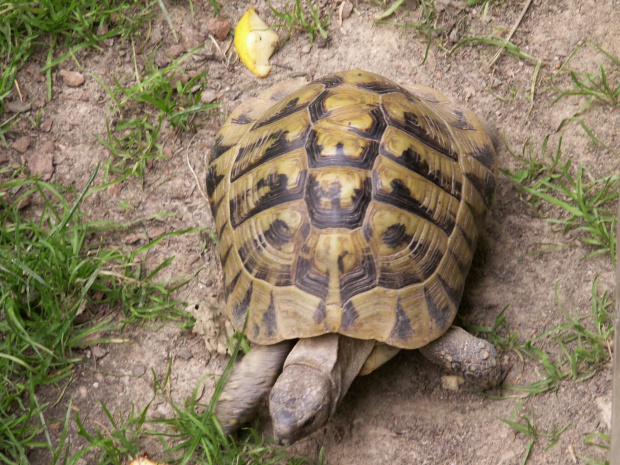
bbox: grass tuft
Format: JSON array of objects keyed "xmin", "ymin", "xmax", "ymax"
[
  {"xmin": 374, "ymin": 0, "xmax": 441, "ymax": 66},
  {"xmin": 62, "ymin": 335, "xmax": 322, "ymax": 464},
  {"xmin": 270, "ymin": 0, "xmax": 330, "ymax": 43},
  {"xmin": 500, "ymin": 409, "xmax": 571, "ymax": 465},
  {"xmin": 502, "ymin": 136, "xmax": 619, "ymax": 263},
  {"xmin": 449, "ymin": 36, "xmax": 542, "ymax": 105},
  {"xmin": 0, "ymin": 165, "xmax": 194, "ymax": 463},
  {"xmin": 552, "ymin": 41, "xmax": 620, "ymax": 156},
  {"xmin": 92, "ymin": 44, "xmax": 219, "ymax": 180},
  {"xmin": 470, "ymin": 278, "xmax": 615, "ymax": 397},
  {"xmin": 0, "ymin": 0, "xmax": 155, "ymax": 113}
]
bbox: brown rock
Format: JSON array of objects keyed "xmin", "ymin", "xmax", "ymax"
[
  {"xmin": 27, "ymin": 141, "xmax": 55, "ymax": 180},
  {"xmin": 107, "ymin": 182, "xmax": 121, "ymax": 197},
  {"xmin": 176, "ymin": 349, "xmax": 193, "ymax": 360},
  {"xmin": 5, "ymin": 101, "xmax": 31, "ymax": 113},
  {"xmin": 0, "ymin": 152, "xmax": 8, "ymax": 164},
  {"xmin": 200, "ymin": 89, "xmax": 218, "ymax": 104},
  {"xmin": 17, "ymin": 196, "xmax": 31, "ymax": 210},
  {"xmin": 59, "ymin": 70, "xmax": 85, "ymax": 87},
  {"xmin": 341, "ymin": 1, "xmax": 353, "ymax": 19},
  {"xmin": 91, "ymin": 346, "xmax": 108, "ymax": 360},
  {"xmin": 132, "ymin": 365, "xmax": 146, "ymax": 376},
  {"xmin": 26, "ymin": 64, "xmax": 45, "ymax": 82},
  {"xmin": 40, "ymin": 118, "xmax": 53, "ymax": 133},
  {"xmin": 12, "ymin": 136, "xmax": 31, "ymax": 153},
  {"xmin": 208, "ymin": 17, "xmax": 231, "ymax": 41},
  {"xmin": 168, "ymin": 44, "xmax": 186, "ymax": 59},
  {"xmin": 154, "ymin": 52, "xmax": 171, "ymax": 68}
]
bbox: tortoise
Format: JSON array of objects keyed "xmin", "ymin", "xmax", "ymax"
[{"xmin": 205, "ymin": 69, "xmax": 500, "ymax": 445}]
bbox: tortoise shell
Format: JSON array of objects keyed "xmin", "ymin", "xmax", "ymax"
[{"xmin": 206, "ymin": 70, "xmax": 497, "ymax": 350}]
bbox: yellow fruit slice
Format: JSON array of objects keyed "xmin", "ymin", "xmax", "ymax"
[{"xmin": 234, "ymin": 8, "xmax": 279, "ymax": 77}]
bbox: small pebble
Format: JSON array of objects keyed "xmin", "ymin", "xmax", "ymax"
[
  {"xmin": 93, "ymin": 382, "xmax": 99, "ymax": 388},
  {"xmin": 17, "ymin": 196, "xmax": 30, "ymax": 210},
  {"xmin": 200, "ymin": 89, "xmax": 218, "ymax": 104},
  {"xmin": 59, "ymin": 70, "xmax": 85, "ymax": 87},
  {"xmin": 40, "ymin": 118, "xmax": 53, "ymax": 132},
  {"xmin": 168, "ymin": 44, "xmax": 186, "ymax": 59},
  {"xmin": 26, "ymin": 64, "xmax": 45, "ymax": 82},
  {"xmin": 316, "ymin": 37, "xmax": 329, "ymax": 49},
  {"xmin": 176, "ymin": 349, "xmax": 193, "ymax": 360},
  {"xmin": 449, "ymin": 28, "xmax": 459, "ymax": 43},
  {"xmin": 92, "ymin": 346, "xmax": 109, "ymax": 360},
  {"xmin": 340, "ymin": 0, "xmax": 353, "ymax": 19},
  {"xmin": 155, "ymin": 52, "xmax": 171, "ymax": 68},
  {"xmin": 596, "ymin": 396, "xmax": 612, "ymax": 429},
  {"xmin": 442, "ymin": 375, "xmax": 465, "ymax": 391},
  {"xmin": 301, "ymin": 44, "xmax": 312, "ymax": 54},
  {"xmin": 107, "ymin": 182, "xmax": 121, "ymax": 197},
  {"xmin": 5, "ymin": 101, "xmax": 31, "ymax": 113},
  {"xmin": 27, "ymin": 141, "xmax": 55, "ymax": 181},
  {"xmin": 208, "ymin": 17, "xmax": 232, "ymax": 41},
  {"xmin": 132, "ymin": 365, "xmax": 146, "ymax": 376},
  {"xmin": 12, "ymin": 136, "xmax": 31, "ymax": 154}
]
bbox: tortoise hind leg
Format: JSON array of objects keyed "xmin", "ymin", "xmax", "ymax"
[
  {"xmin": 358, "ymin": 344, "xmax": 401, "ymax": 376},
  {"xmin": 418, "ymin": 326, "xmax": 501, "ymax": 388},
  {"xmin": 215, "ymin": 340, "xmax": 295, "ymax": 435}
]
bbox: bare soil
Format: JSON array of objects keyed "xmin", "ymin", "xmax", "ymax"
[{"xmin": 3, "ymin": 0, "xmax": 619, "ymax": 464}]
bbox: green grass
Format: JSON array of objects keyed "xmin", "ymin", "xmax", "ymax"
[
  {"xmin": 0, "ymin": 0, "xmax": 156, "ymax": 113},
  {"xmin": 450, "ymin": 35, "xmax": 542, "ymax": 105},
  {"xmin": 554, "ymin": 41, "xmax": 620, "ymax": 107},
  {"xmin": 552, "ymin": 41, "xmax": 620, "ymax": 156},
  {"xmin": 1, "ymin": 2, "xmax": 317, "ymax": 463},
  {"xmin": 579, "ymin": 432, "xmax": 610, "ymax": 465},
  {"xmin": 0, "ymin": 164, "xmax": 315, "ymax": 464},
  {"xmin": 45, "ymin": 334, "xmax": 321, "ymax": 465},
  {"xmin": 470, "ymin": 278, "xmax": 615, "ymax": 398},
  {"xmin": 499, "ymin": 409, "xmax": 571, "ymax": 465},
  {"xmin": 374, "ymin": 0, "xmax": 442, "ymax": 65},
  {"xmin": 0, "ymin": 164, "xmax": 196, "ymax": 464},
  {"xmin": 469, "ymin": 278, "xmax": 614, "ymax": 464},
  {"xmin": 502, "ymin": 136, "xmax": 619, "ymax": 263},
  {"xmin": 0, "ymin": 113, "xmax": 20, "ymax": 149},
  {"xmin": 92, "ymin": 43, "xmax": 219, "ymax": 181},
  {"xmin": 270, "ymin": 0, "xmax": 330, "ymax": 43}
]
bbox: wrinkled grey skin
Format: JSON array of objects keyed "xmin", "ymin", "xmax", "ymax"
[
  {"xmin": 214, "ymin": 326, "xmax": 501, "ymax": 445},
  {"xmin": 269, "ymin": 334, "xmax": 375, "ymax": 445},
  {"xmin": 215, "ymin": 340, "xmax": 295, "ymax": 435},
  {"xmin": 418, "ymin": 326, "xmax": 502, "ymax": 389}
]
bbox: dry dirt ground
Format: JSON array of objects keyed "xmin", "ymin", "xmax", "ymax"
[{"xmin": 3, "ymin": 0, "xmax": 620, "ymax": 464}]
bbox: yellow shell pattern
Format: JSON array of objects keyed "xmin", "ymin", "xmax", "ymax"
[{"xmin": 206, "ymin": 70, "xmax": 497, "ymax": 350}]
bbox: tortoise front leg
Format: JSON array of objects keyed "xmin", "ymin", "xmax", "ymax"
[
  {"xmin": 215, "ymin": 340, "xmax": 295, "ymax": 435},
  {"xmin": 418, "ymin": 326, "xmax": 502, "ymax": 388}
]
